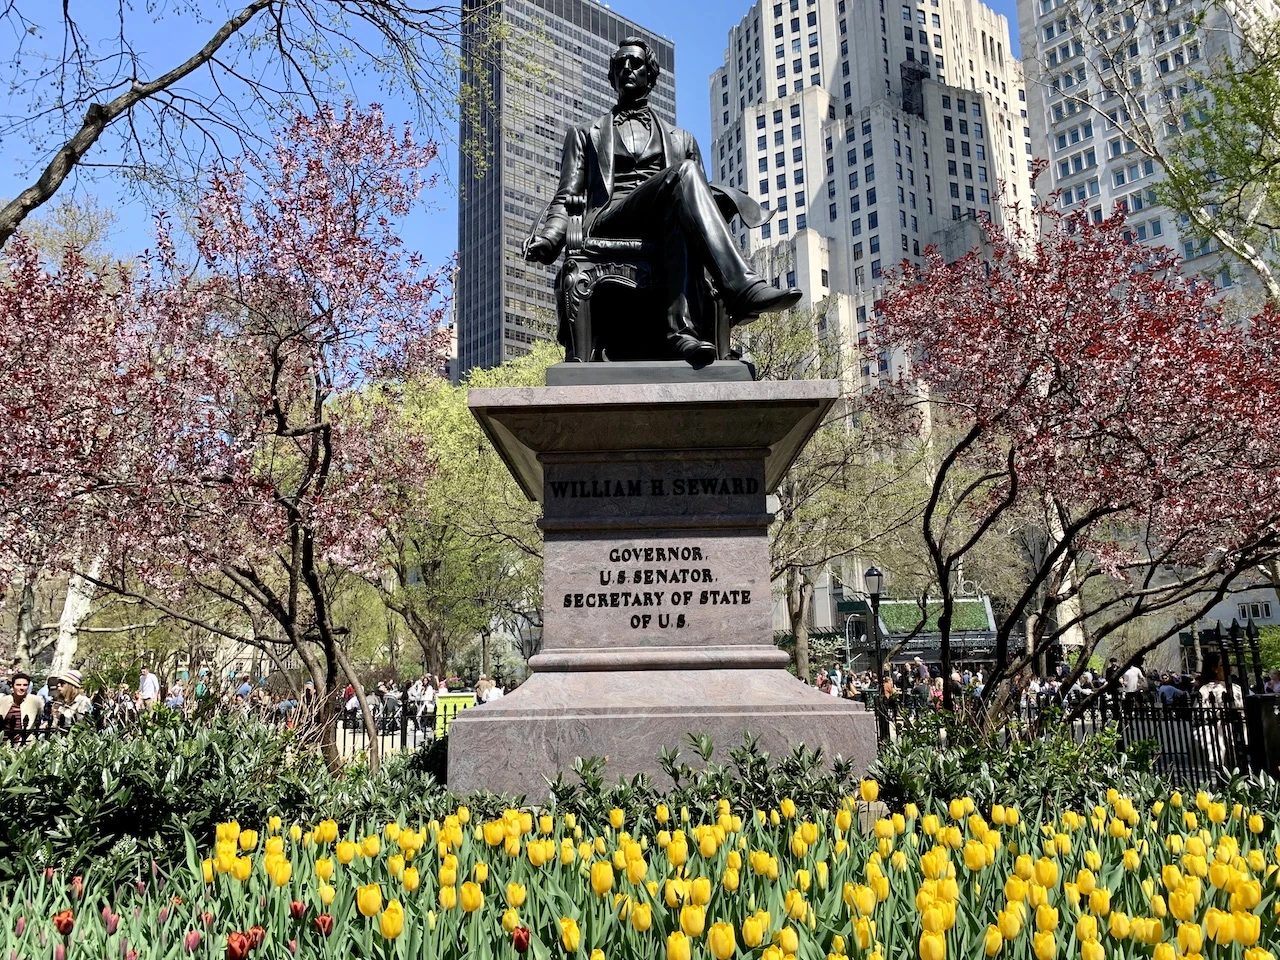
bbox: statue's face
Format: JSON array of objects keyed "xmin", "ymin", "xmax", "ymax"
[{"xmin": 612, "ymin": 44, "xmax": 652, "ymax": 99}]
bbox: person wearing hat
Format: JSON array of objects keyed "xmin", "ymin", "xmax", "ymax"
[
  {"xmin": 52, "ymin": 669, "xmax": 93, "ymax": 728},
  {"xmin": 0, "ymin": 671, "xmax": 42, "ymax": 742}
]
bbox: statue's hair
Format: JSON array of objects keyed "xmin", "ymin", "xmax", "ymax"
[{"xmin": 609, "ymin": 36, "xmax": 661, "ymax": 92}]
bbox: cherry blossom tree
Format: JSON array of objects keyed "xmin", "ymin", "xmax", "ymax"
[
  {"xmin": 0, "ymin": 104, "xmax": 450, "ymax": 767},
  {"xmin": 871, "ymin": 187, "xmax": 1280, "ymax": 714}
]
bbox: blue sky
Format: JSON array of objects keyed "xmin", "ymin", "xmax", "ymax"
[{"xmin": 0, "ymin": 0, "xmax": 1021, "ymax": 273}]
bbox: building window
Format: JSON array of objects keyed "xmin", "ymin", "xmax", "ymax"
[{"xmin": 1238, "ymin": 601, "xmax": 1272, "ymax": 621}]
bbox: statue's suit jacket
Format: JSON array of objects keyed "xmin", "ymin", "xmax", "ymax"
[{"xmin": 538, "ymin": 109, "xmax": 771, "ymax": 249}]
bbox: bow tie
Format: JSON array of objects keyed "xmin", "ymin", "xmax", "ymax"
[{"xmin": 613, "ymin": 105, "xmax": 652, "ymax": 128}]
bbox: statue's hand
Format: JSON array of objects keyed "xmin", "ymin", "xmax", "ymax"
[{"xmin": 522, "ymin": 235, "xmax": 560, "ymax": 264}]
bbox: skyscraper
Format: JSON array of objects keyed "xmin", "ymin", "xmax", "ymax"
[
  {"xmin": 709, "ymin": 0, "xmax": 1032, "ymax": 387},
  {"xmin": 1017, "ymin": 0, "xmax": 1278, "ymax": 297},
  {"xmin": 456, "ymin": 0, "xmax": 676, "ymax": 378}
]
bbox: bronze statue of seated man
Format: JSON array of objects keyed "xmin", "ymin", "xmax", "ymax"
[{"xmin": 522, "ymin": 37, "xmax": 802, "ymax": 367}]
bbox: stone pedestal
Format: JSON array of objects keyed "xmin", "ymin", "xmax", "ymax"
[{"xmin": 446, "ymin": 378, "xmax": 877, "ymax": 798}]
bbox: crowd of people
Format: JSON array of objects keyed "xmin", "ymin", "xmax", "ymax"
[{"xmin": 0, "ymin": 662, "xmax": 518, "ymax": 746}]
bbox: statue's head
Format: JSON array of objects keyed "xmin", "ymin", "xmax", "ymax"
[{"xmin": 608, "ymin": 37, "xmax": 660, "ymax": 99}]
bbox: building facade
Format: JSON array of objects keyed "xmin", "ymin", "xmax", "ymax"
[
  {"xmin": 709, "ymin": 0, "xmax": 1033, "ymax": 388},
  {"xmin": 1018, "ymin": 0, "xmax": 1279, "ymax": 298},
  {"xmin": 456, "ymin": 0, "xmax": 676, "ymax": 378}
]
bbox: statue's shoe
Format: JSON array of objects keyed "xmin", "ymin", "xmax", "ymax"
[
  {"xmin": 671, "ymin": 334, "xmax": 717, "ymax": 368},
  {"xmin": 726, "ymin": 280, "xmax": 803, "ymax": 322}
]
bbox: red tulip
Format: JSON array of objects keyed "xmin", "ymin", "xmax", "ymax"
[
  {"xmin": 513, "ymin": 926, "xmax": 531, "ymax": 954},
  {"xmin": 14, "ymin": 917, "xmax": 24, "ymax": 936},
  {"xmin": 54, "ymin": 944, "xmax": 65, "ymax": 960},
  {"xmin": 289, "ymin": 901, "xmax": 307, "ymax": 921},
  {"xmin": 70, "ymin": 876, "xmax": 83, "ymax": 900},
  {"xmin": 287, "ymin": 941, "xmax": 297, "ymax": 955},
  {"xmin": 313, "ymin": 915, "xmax": 334, "ymax": 938},
  {"xmin": 51, "ymin": 911, "xmax": 74, "ymax": 937},
  {"xmin": 44, "ymin": 868, "xmax": 56, "ymax": 882},
  {"xmin": 225, "ymin": 932, "xmax": 251, "ymax": 960},
  {"xmin": 247, "ymin": 926, "xmax": 266, "ymax": 949},
  {"xmin": 184, "ymin": 931, "xmax": 202, "ymax": 953},
  {"xmin": 104, "ymin": 911, "xmax": 119, "ymax": 936},
  {"xmin": 125, "ymin": 952, "xmax": 138, "ymax": 960},
  {"xmin": 201, "ymin": 912, "xmax": 215, "ymax": 929}
]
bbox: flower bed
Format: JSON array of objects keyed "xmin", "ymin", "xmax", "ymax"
[{"xmin": 6, "ymin": 782, "xmax": 1278, "ymax": 959}]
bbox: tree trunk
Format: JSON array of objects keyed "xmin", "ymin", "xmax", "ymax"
[
  {"xmin": 51, "ymin": 553, "xmax": 103, "ymax": 675},
  {"xmin": 386, "ymin": 609, "xmax": 399, "ymax": 678},
  {"xmin": 333, "ymin": 643, "xmax": 380, "ymax": 773},
  {"xmin": 13, "ymin": 571, "xmax": 38, "ymax": 669},
  {"xmin": 786, "ymin": 567, "xmax": 815, "ymax": 683},
  {"xmin": 1044, "ymin": 505, "xmax": 1086, "ymax": 650}
]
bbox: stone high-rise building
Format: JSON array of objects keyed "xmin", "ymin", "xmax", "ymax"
[
  {"xmin": 1017, "ymin": 0, "xmax": 1279, "ymax": 299},
  {"xmin": 709, "ymin": 0, "xmax": 1032, "ymax": 387},
  {"xmin": 456, "ymin": 0, "xmax": 676, "ymax": 377}
]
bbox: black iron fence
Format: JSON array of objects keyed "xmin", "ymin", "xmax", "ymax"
[{"xmin": 873, "ymin": 691, "xmax": 1280, "ymax": 788}]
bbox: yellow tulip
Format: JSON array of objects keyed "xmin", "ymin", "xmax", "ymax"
[
  {"xmin": 742, "ymin": 914, "xmax": 766, "ymax": 948},
  {"xmin": 378, "ymin": 899, "xmax": 404, "ymax": 939},
  {"xmin": 459, "ymin": 881, "xmax": 483, "ymax": 913},
  {"xmin": 983, "ymin": 925, "xmax": 1002, "ymax": 956},
  {"xmin": 1153, "ymin": 945, "xmax": 1175, "ymax": 960},
  {"xmin": 559, "ymin": 917, "xmax": 581, "ymax": 953},
  {"xmin": 690, "ymin": 876, "xmax": 711, "ymax": 905},
  {"xmin": 656, "ymin": 804, "xmax": 670, "ymax": 824},
  {"xmin": 1076, "ymin": 914, "xmax": 1098, "ymax": 942},
  {"xmin": 680, "ymin": 904, "xmax": 706, "ymax": 937},
  {"xmin": 1032, "ymin": 931, "xmax": 1056, "ymax": 960},
  {"xmin": 784, "ymin": 888, "xmax": 807, "ymax": 921},
  {"xmin": 319, "ymin": 881, "xmax": 335, "ymax": 906},
  {"xmin": 238, "ymin": 830, "xmax": 258, "ymax": 851},
  {"xmin": 1234, "ymin": 910, "xmax": 1260, "ymax": 946},
  {"xmin": 501, "ymin": 908, "xmax": 520, "ymax": 933},
  {"xmin": 266, "ymin": 836, "xmax": 284, "ymax": 856},
  {"xmin": 1036, "ymin": 905, "xmax": 1059, "ymax": 933},
  {"xmin": 1081, "ymin": 942, "xmax": 1103, "ymax": 960},
  {"xmin": 336, "ymin": 841, "xmax": 357, "ymax": 864},
  {"xmin": 610, "ymin": 808, "xmax": 625, "ymax": 829},
  {"xmin": 362, "ymin": 835, "xmax": 381, "ymax": 857},
  {"xmin": 1087, "ymin": 887, "xmax": 1110, "ymax": 917},
  {"xmin": 232, "ymin": 857, "xmax": 252, "ymax": 882},
  {"xmin": 666, "ymin": 931, "xmax": 691, "ymax": 960},
  {"xmin": 778, "ymin": 927, "xmax": 800, "ymax": 954},
  {"xmin": 588, "ymin": 861, "xmax": 614, "ymax": 897},
  {"xmin": 919, "ymin": 931, "xmax": 946, "ymax": 960},
  {"xmin": 1034, "ymin": 859, "xmax": 1058, "ymax": 888},
  {"xmin": 860, "ymin": 780, "xmax": 880, "ymax": 803},
  {"xmin": 201, "ymin": 859, "xmax": 214, "ymax": 883},
  {"xmin": 630, "ymin": 901, "xmax": 652, "ymax": 932},
  {"xmin": 358, "ymin": 883, "xmax": 383, "ymax": 918},
  {"xmin": 707, "ymin": 922, "xmax": 736, "ymax": 960},
  {"xmin": 781, "ymin": 798, "xmax": 797, "ymax": 819},
  {"xmin": 270, "ymin": 860, "xmax": 292, "ymax": 887},
  {"xmin": 439, "ymin": 885, "xmax": 457, "ymax": 910},
  {"xmin": 398, "ymin": 865, "xmax": 418, "ymax": 892},
  {"xmin": 997, "ymin": 909, "xmax": 1022, "ymax": 940}
]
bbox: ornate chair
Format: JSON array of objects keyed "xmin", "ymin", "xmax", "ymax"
[{"xmin": 532, "ymin": 195, "xmax": 732, "ymax": 363}]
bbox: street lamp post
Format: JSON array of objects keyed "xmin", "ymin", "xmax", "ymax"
[
  {"xmin": 843, "ymin": 614, "xmax": 857, "ymax": 673},
  {"xmin": 865, "ymin": 566, "xmax": 886, "ymax": 740},
  {"xmin": 865, "ymin": 566, "xmax": 885, "ymax": 686}
]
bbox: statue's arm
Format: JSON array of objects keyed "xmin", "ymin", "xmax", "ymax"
[
  {"xmin": 543, "ymin": 127, "xmax": 589, "ymax": 246},
  {"xmin": 524, "ymin": 126, "xmax": 586, "ymax": 263}
]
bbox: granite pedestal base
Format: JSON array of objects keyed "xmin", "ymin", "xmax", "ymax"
[
  {"xmin": 446, "ymin": 377, "xmax": 877, "ymax": 798},
  {"xmin": 446, "ymin": 668, "xmax": 876, "ymax": 797}
]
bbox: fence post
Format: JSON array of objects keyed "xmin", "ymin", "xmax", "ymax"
[{"xmin": 400, "ymin": 698, "xmax": 409, "ymax": 752}]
